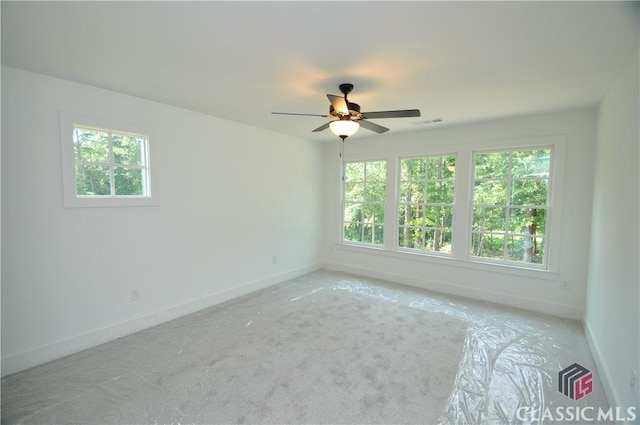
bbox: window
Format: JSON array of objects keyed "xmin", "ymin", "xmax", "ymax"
[
  {"xmin": 60, "ymin": 112, "xmax": 156, "ymax": 208},
  {"xmin": 471, "ymin": 148, "xmax": 551, "ymax": 267},
  {"xmin": 73, "ymin": 126, "xmax": 150, "ymax": 197},
  {"xmin": 398, "ymin": 155, "xmax": 456, "ymax": 254},
  {"xmin": 336, "ymin": 136, "xmax": 563, "ymax": 273},
  {"xmin": 342, "ymin": 160, "xmax": 387, "ymax": 245}
]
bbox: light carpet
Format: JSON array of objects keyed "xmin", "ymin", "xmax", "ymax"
[{"xmin": 1, "ymin": 271, "xmax": 610, "ymax": 424}]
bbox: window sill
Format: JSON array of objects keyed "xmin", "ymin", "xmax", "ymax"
[
  {"xmin": 63, "ymin": 196, "xmax": 158, "ymax": 208},
  {"xmin": 334, "ymin": 242, "xmax": 560, "ymax": 281}
]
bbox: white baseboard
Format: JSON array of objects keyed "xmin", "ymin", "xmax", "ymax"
[
  {"xmin": 583, "ymin": 319, "xmax": 620, "ymax": 411},
  {"xmin": 324, "ymin": 261, "xmax": 583, "ymax": 320},
  {"xmin": 1, "ymin": 263, "xmax": 321, "ymax": 377}
]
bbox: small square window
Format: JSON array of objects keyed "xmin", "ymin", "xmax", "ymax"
[
  {"xmin": 60, "ymin": 112, "xmax": 156, "ymax": 208},
  {"xmin": 73, "ymin": 125, "xmax": 150, "ymax": 197}
]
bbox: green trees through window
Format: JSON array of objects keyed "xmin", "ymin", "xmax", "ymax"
[
  {"xmin": 472, "ymin": 148, "xmax": 551, "ymax": 264},
  {"xmin": 73, "ymin": 126, "xmax": 149, "ymax": 197},
  {"xmin": 399, "ymin": 155, "xmax": 455, "ymax": 253},
  {"xmin": 341, "ymin": 146, "xmax": 553, "ymax": 269},
  {"xmin": 343, "ymin": 160, "xmax": 386, "ymax": 245}
]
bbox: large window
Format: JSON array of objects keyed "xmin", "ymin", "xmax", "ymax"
[
  {"xmin": 471, "ymin": 148, "xmax": 551, "ymax": 266},
  {"xmin": 398, "ymin": 155, "xmax": 456, "ymax": 254},
  {"xmin": 343, "ymin": 160, "xmax": 387, "ymax": 245},
  {"xmin": 337, "ymin": 136, "xmax": 562, "ymax": 273},
  {"xmin": 73, "ymin": 126, "xmax": 150, "ymax": 197}
]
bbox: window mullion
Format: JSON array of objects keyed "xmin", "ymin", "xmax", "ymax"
[
  {"xmin": 108, "ymin": 131, "xmax": 115, "ymax": 197},
  {"xmin": 384, "ymin": 156, "xmax": 397, "ymax": 251},
  {"xmin": 504, "ymin": 152, "xmax": 513, "ymax": 259},
  {"xmin": 453, "ymin": 150, "xmax": 472, "ymax": 261}
]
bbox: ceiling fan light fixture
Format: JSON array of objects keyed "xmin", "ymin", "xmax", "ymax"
[
  {"xmin": 329, "ymin": 119, "xmax": 359, "ymax": 140},
  {"xmin": 272, "ymin": 83, "xmax": 420, "ymax": 138}
]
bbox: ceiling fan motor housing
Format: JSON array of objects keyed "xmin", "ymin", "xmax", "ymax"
[{"xmin": 329, "ymin": 102, "xmax": 361, "ymax": 118}]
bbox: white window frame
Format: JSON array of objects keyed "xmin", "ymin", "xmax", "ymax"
[
  {"xmin": 337, "ymin": 135, "xmax": 565, "ymax": 275},
  {"xmin": 341, "ymin": 158, "xmax": 388, "ymax": 247},
  {"xmin": 397, "ymin": 154, "xmax": 457, "ymax": 257},
  {"xmin": 60, "ymin": 112, "xmax": 158, "ymax": 208},
  {"xmin": 469, "ymin": 146, "xmax": 553, "ymax": 269}
]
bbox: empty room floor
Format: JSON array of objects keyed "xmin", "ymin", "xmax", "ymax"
[{"xmin": 2, "ymin": 270, "xmax": 610, "ymax": 424}]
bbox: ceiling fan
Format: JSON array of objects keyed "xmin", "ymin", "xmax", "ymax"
[{"xmin": 272, "ymin": 83, "xmax": 421, "ymax": 140}]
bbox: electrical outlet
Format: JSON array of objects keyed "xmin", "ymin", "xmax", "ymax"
[
  {"xmin": 272, "ymin": 255, "xmax": 278, "ymax": 265},
  {"xmin": 131, "ymin": 288, "xmax": 141, "ymax": 301},
  {"xmin": 561, "ymin": 281, "xmax": 569, "ymax": 291},
  {"xmin": 631, "ymin": 368, "xmax": 637, "ymax": 389}
]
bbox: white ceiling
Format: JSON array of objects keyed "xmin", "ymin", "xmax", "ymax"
[{"xmin": 2, "ymin": 1, "xmax": 638, "ymax": 142}]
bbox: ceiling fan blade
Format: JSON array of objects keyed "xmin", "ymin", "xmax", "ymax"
[
  {"xmin": 362, "ymin": 109, "xmax": 421, "ymax": 119},
  {"xmin": 359, "ymin": 120, "xmax": 389, "ymax": 134},
  {"xmin": 327, "ymin": 94, "xmax": 349, "ymax": 115},
  {"xmin": 311, "ymin": 122, "xmax": 331, "ymax": 132},
  {"xmin": 272, "ymin": 112, "xmax": 329, "ymax": 117}
]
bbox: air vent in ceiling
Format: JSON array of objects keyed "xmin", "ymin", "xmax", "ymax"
[{"xmin": 411, "ymin": 118, "xmax": 443, "ymax": 125}]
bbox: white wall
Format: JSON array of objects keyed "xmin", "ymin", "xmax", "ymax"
[
  {"xmin": 1, "ymin": 67, "xmax": 323, "ymax": 375},
  {"xmin": 322, "ymin": 108, "xmax": 598, "ymax": 320},
  {"xmin": 585, "ymin": 52, "xmax": 639, "ymax": 419}
]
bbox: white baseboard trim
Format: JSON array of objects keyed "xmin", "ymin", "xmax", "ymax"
[
  {"xmin": 324, "ymin": 261, "xmax": 583, "ymax": 320},
  {"xmin": 583, "ymin": 319, "xmax": 619, "ymax": 411},
  {"xmin": 1, "ymin": 263, "xmax": 321, "ymax": 377}
]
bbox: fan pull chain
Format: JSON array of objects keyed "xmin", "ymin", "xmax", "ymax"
[{"xmin": 340, "ymin": 139, "xmax": 345, "ymax": 182}]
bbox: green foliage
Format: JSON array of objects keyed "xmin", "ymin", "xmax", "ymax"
[
  {"xmin": 472, "ymin": 148, "xmax": 551, "ymax": 263},
  {"xmin": 343, "ymin": 161, "xmax": 386, "ymax": 244},
  {"xmin": 114, "ymin": 167, "xmax": 144, "ymax": 196},
  {"xmin": 474, "ymin": 180, "xmax": 508, "ymax": 205},
  {"xmin": 73, "ymin": 127, "xmax": 147, "ymax": 196},
  {"xmin": 398, "ymin": 155, "xmax": 455, "ymax": 252},
  {"xmin": 511, "ymin": 149, "xmax": 550, "ymax": 177},
  {"xmin": 343, "ymin": 149, "xmax": 551, "ymax": 264},
  {"xmin": 112, "ymin": 133, "xmax": 144, "ymax": 165},
  {"xmin": 75, "ymin": 164, "xmax": 110, "ymax": 196},
  {"xmin": 75, "ymin": 128, "xmax": 110, "ymax": 163},
  {"xmin": 475, "ymin": 152, "xmax": 509, "ymax": 179},
  {"xmin": 470, "ymin": 232, "xmax": 545, "ymax": 263}
]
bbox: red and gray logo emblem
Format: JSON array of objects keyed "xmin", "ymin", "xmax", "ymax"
[{"xmin": 559, "ymin": 363, "xmax": 593, "ymax": 400}]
